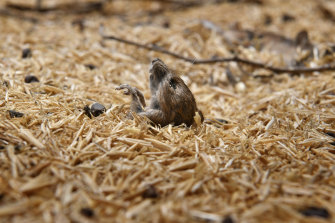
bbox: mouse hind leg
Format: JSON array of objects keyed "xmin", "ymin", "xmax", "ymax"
[{"xmin": 139, "ymin": 108, "xmax": 171, "ymax": 127}]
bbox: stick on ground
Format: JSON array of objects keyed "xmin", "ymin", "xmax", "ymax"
[
  {"xmin": 101, "ymin": 33, "xmax": 335, "ymax": 74},
  {"xmin": 6, "ymin": 1, "xmax": 104, "ymax": 14}
]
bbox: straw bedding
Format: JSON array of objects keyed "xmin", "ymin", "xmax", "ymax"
[{"xmin": 0, "ymin": 0, "xmax": 335, "ymax": 222}]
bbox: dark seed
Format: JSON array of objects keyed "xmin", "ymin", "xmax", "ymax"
[
  {"xmin": 282, "ymin": 13, "xmax": 295, "ymax": 23},
  {"xmin": 324, "ymin": 49, "xmax": 333, "ymax": 56},
  {"xmin": 300, "ymin": 206, "xmax": 330, "ymax": 219},
  {"xmin": 14, "ymin": 145, "xmax": 21, "ymax": 151},
  {"xmin": 0, "ymin": 193, "xmax": 4, "ymax": 200},
  {"xmin": 264, "ymin": 15, "xmax": 272, "ymax": 25},
  {"xmin": 162, "ymin": 20, "xmax": 170, "ymax": 28},
  {"xmin": 80, "ymin": 207, "xmax": 94, "ymax": 218},
  {"xmin": 22, "ymin": 48, "xmax": 32, "ymax": 58},
  {"xmin": 72, "ymin": 19, "xmax": 85, "ymax": 32},
  {"xmin": 228, "ymin": 0, "xmax": 262, "ymax": 4},
  {"xmin": 85, "ymin": 64, "xmax": 96, "ymax": 70},
  {"xmin": 3, "ymin": 81, "xmax": 9, "ymax": 88},
  {"xmin": 24, "ymin": 75, "xmax": 39, "ymax": 83},
  {"xmin": 325, "ymin": 132, "xmax": 335, "ymax": 138},
  {"xmin": 8, "ymin": 110, "xmax": 24, "ymax": 118},
  {"xmin": 216, "ymin": 118, "xmax": 228, "ymax": 124},
  {"xmin": 245, "ymin": 0, "xmax": 263, "ymax": 4},
  {"xmin": 222, "ymin": 215, "xmax": 234, "ymax": 223},
  {"xmin": 0, "ymin": 146, "xmax": 5, "ymax": 150},
  {"xmin": 142, "ymin": 185, "xmax": 159, "ymax": 199},
  {"xmin": 330, "ymin": 141, "xmax": 335, "ymax": 146},
  {"xmin": 83, "ymin": 105, "xmax": 92, "ymax": 119},
  {"xmin": 90, "ymin": 103, "xmax": 106, "ymax": 117}
]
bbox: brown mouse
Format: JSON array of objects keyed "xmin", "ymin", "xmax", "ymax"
[{"xmin": 116, "ymin": 58, "xmax": 203, "ymax": 127}]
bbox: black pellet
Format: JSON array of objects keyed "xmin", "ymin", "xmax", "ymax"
[
  {"xmin": 142, "ymin": 185, "xmax": 159, "ymax": 199},
  {"xmin": 14, "ymin": 145, "xmax": 21, "ymax": 151},
  {"xmin": 90, "ymin": 103, "xmax": 106, "ymax": 117},
  {"xmin": 72, "ymin": 19, "xmax": 85, "ymax": 32},
  {"xmin": 8, "ymin": 110, "xmax": 24, "ymax": 118},
  {"xmin": 80, "ymin": 207, "xmax": 94, "ymax": 218},
  {"xmin": 222, "ymin": 215, "xmax": 234, "ymax": 223},
  {"xmin": 300, "ymin": 206, "xmax": 330, "ymax": 219},
  {"xmin": 3, "ymin": 81, "xmax": 9, "ymax": 88},
  {"xmin": 83, "ymin": 105, "xmax": 92, "ymax": 119},
  {"xmin": 216, "ymin": 118, "xmax": 228, "ymax": 124},
  {"xmin": 162, "ymin": 21, "xmax": 170, "ymax": 28},
  {"xmin": 24, "ymin": 75, "xmax": 39, "ymax": 83},
  {"xmin": 85, "ymin": 64, "xmax": 96, "ymax": 70},
  {"xmin": 282, "ymin": 13, "xmax": 295, "ymax": 23},
  {"xmin": 323, "ymin": 49, "xmax": 333, "ymax": 56},
  {"xmin": 22, "ymin": 48, "xmax": 32, "ymax": 58},
  {"xmin": 325, "ymin": 132, "xmax": 335, "ymax": 138},
  {"xmin": 264, "ymin": 15, "xmax": 272, "ymax": 25}
]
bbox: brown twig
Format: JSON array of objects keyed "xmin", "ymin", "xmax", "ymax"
[
  {"xmin": 0, "ymin": 9, "xmax": 38, "ymax": 23},
  {"xmin": 101, "ymin": 33, "xmax": 335, "ymax": 74},
  {"xmin": 107, "ymin": 0, "xmax": 202, "ymax": 6},
  {"xmin": 6, "ymin": 1, "xmax": 104, "ymax": 14}
]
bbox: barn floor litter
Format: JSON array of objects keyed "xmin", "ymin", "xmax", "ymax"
[{"xmin": 0, "ymin": 0, "xmax": 335, "ymax": 222}]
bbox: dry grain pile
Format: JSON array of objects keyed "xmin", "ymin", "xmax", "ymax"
[{"xmin": 0, "ymin": 0, "xmax": 335, "ymax": 222}]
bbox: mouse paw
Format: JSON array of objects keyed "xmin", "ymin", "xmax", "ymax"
[{"xmin": 116, "ymin": 84, "xmax": 135, "ymax": 95}]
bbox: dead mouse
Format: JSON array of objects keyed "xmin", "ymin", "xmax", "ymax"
[{"xmin": 116, "ymin": 58, "xmax": 203, "ymax": 127}]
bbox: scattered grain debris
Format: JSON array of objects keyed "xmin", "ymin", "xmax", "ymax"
[
  {"xmin": 0, "ymin": 0, "xmax": 335, "ymax": 222},
  {"xmin": 19, "ymin": 128, "xmax": 45, "ymax": 149}
]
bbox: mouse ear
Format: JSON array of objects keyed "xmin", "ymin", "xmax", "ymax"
[
  {"xmin": 295, "ymin": 30, "xmax": 309, "ymax": 47},
  {"xmin": 151, "ymin": 58, "xmax": 162, "ymax": 64},
  {"xmin": 169, "ymin": 78, "xmax": 177, "ymax": 90}
]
